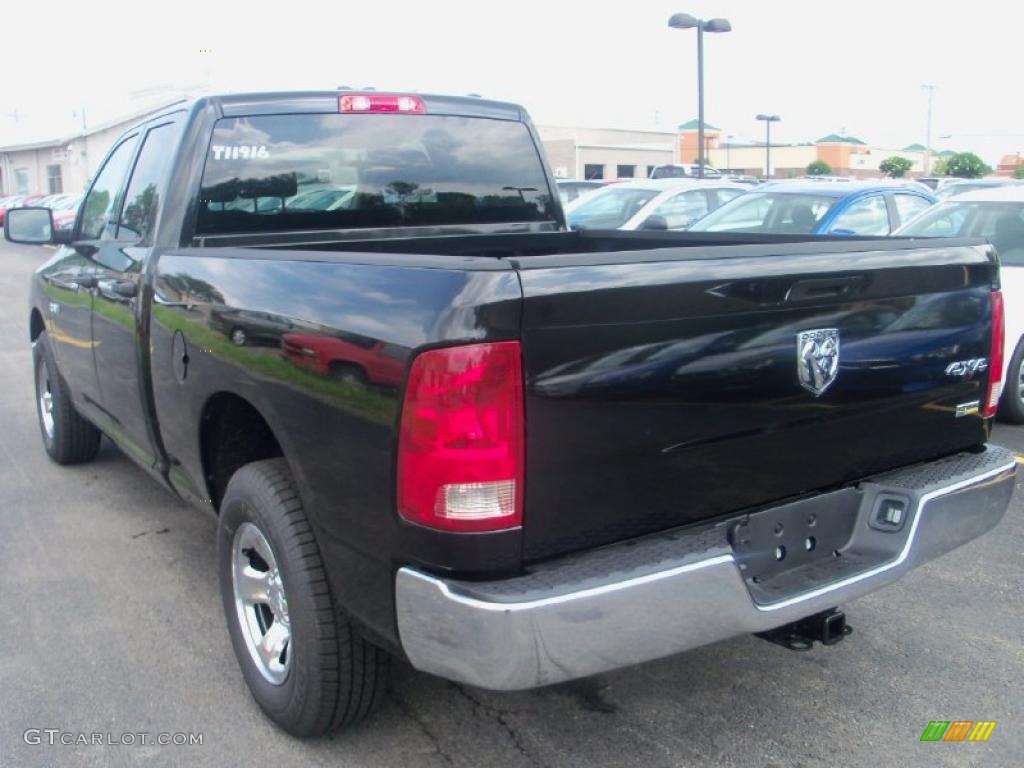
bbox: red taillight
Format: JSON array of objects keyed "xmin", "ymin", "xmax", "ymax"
[
  {"xmin": 397, "ymin": 342, "xmax": 524, "ymax": 532},
  {"xmin": 984, "ymin": 290, "xmax": 1005, "ymax": 418},
  {"xmin": 338, "ymin": 93, "xmax": 426, "ymax": 114}
]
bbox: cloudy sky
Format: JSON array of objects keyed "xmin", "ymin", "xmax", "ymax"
[{"xmin": 3, "ymin": 0, "xmax": 1021, "ymax": 163}]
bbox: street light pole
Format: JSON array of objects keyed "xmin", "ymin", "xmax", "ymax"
[
  {"xmin": 696, "ymin": 23, "xmax": 704, "ymax": 177},
  {"xmin": 756, "ymin": 114, "xmax": 780, "ymax": 178},
  {"xmin": 668, "ymin": 13, "xmax": 731, "ymax": 179},
  {"xmin": 922, "ymin": 84, "xmax": 936, "ymax": 175}
]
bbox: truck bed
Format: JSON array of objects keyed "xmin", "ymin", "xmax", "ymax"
[{"xmin": 153, "ymin": 230, "xmax": 998, "ymax": 565}]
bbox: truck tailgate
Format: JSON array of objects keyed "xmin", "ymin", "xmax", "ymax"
[{"xmin": 517, "ymin": 241, "xmax": 998, "ymax": 561}]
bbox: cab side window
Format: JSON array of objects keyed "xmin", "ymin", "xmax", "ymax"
[
  {"xmin": 79, "ymin": 136, "xmax": 138, "ymax": 240},
  {"xmin": 118, "ymin": 122, "xmax": 180, "ymax": 242},
  {"xmin": 893, "ymin": 194, "xmax": 931, "ymax": 227},
  {"xmin": 714, "ymin": 188, "xmax": 745, "ymax": 207},
  {"xmin": 829, "ymin": 194, "xmax": 891, "ymax": 235},
  {"xmin": 651, "ymin": 190, "xmax": 709, "ymax": 229}
]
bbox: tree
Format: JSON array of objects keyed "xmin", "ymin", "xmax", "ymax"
[
  {"xmin": 806, "ymin": 160, "xmax": 831, "ymax": 176},
  {"xmin": 879, "ymin": 156, "xmax": 914, "ymax": 178},
  {"xmin": 944, "ymin": 152, "xmax": 992, "ymax": 179},
  {"xmin": 1013, "ymin": 167, "xmax": 1024, "ymax": 180},
  {"xmin": 164, "ymin": 273, "xmax": 225, "ymax": 305},
  {"xmin": 931, "ymin": 157, "xmax": 949, "ymax": 176}
]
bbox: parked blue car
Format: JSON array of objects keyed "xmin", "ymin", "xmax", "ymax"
[{"xmin": 687, "ymin": 180, "xmax": 936, "ymax": 236}]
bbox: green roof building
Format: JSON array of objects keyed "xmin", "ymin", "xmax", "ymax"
[
  {"xmin": 815, "ymin": 133, "xmax": 867, "ymax": 145},
  {"xmin": 678, "ymin": 119, "xmax": 721, "ymax": 132}
]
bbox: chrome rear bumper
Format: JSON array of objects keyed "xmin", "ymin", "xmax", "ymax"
[{"xmin": 396, "ymin": 446, "xmax": 1015, "ymax": 690}]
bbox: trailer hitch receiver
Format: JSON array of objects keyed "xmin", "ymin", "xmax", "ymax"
[{"xmin": 756, "ymin": 608, "xmax": 852, "ymax": 651}]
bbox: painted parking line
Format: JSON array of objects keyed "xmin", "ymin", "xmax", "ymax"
[{"xmin": 1015, "ymin": 455, "xmax": 1024, "ymax": 465}]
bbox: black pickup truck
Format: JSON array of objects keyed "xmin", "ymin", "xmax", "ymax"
[{"xmin": 6, "ymin": 91, "xmax": 1016, "ymax": 737}]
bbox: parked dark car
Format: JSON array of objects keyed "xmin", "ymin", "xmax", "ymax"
[
  {"xmin": 209, "ymin": 307, "xmax": 311, "ymax": 346},
  {"xmin": 649, "ymin": 163, "xmax": 722, "ymax": 179},
  {"xmin": 6, "ymin": 90, "xmax": 1014, "ymax": 739}
]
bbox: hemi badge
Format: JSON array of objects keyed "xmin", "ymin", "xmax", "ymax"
[{"xmin": 955, "ymin": 401, "xmax": 981, "ymax": 418}]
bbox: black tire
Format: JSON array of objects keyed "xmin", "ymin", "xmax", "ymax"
[
  {"xmin": 328, "ymin": 363, "xmax": 368, "ymax": 387},
  {"xmin": 33, "ymin": 331, "xmax": 101, "ymax": 464},
  {"xmin": 999, "ymin": 336, "xmax": 1024, "ymax": 424},
  {"xmin": 217, "ymin": 458, "xmax": 388, "ymax": 736}
]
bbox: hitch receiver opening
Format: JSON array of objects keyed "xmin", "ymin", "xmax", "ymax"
[{"xmin": 756, "ymin": 608, "xmax": 852, "ymax": 651}]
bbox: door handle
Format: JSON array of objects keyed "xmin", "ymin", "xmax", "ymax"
[
  {"xmin": 786, "ymin": 276, "xmax": 866, "ymax": 302},
  {"xmin": 72, "ymin": 275, "xmax": 98, "ymax": 289},
  {"xmin": 111, "ymin": 280, "xmax": 138, "ymax": 298}
]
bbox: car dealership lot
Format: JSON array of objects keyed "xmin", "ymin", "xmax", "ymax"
[{"xmin": 0, "ymin": 238, "xmax": 1021, "ymax": 768}]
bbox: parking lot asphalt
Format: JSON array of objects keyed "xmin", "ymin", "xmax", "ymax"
[{"xmin": 0, "ymin": 239, "xmax": 1021, "ymax": 768}]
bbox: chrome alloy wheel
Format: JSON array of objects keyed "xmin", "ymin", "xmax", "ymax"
[
  {"xmin": 1018, "ymin": 361, "xmax": 1024, "ymax": 404},
  {"xmin": 232, "ymin": 522, "xmax": 291, "ymax": 685},
  {"xmin": 38, "ymin": 362, "xmax": 55, "ymax": 439}
]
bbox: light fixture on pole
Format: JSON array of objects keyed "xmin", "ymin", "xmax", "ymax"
[
  {"xmin": 756, "ymin": 114, "xmax": 781, "ymax": 178},
  {"xmin": 668, "ymin": 12, "xmax": 732, "ymax": 179}
]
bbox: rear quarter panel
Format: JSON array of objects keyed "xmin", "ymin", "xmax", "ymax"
[{"xmin": 148, "ymin": 249, "xmax": 522, "ymax": 644}]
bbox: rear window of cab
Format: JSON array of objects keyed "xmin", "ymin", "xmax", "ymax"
[{"xmin": 195, "ymin": 114, "xmax": 557, "ymax": 235}]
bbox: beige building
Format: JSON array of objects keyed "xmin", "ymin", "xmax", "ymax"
[
  {"xmin": 0, "ymin": 100, "xmax": 186, "ymax": 197},
  {"xmin": 706, "ymin": 138, "xmax": 934, "ymax": 179},
  {"xmin": 536, "ymin": 122, "xmax": 940, "ymax": 182},
  {"xmin": 3, "ymin": 111, "xmax": 676, "ymax": 194},
  {"xmin": 2, "ymin": 102, "xmax": 947, "ymax": 195},
  {"xmin": 537, "ymin": 125, "xmax": 677, "ymax": 180},
  {"xmin": 684, "ymin": 123, "xmax": 938, "ymax": 179}
]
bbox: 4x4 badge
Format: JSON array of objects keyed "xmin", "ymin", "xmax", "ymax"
[{"xmin": 797, "ymin": 328, "xmax": 840, "ymax": 396}]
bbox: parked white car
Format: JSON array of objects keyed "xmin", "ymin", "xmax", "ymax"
[
  {"xmin": 933, "ymin": 178, "xmax": 1020, "ymax": 200},
  {"xmin": 895, "ymin": 186, "xmax": 1024, "ymax": 421},
  {"xmin": 564, "ymin": 178, "xmax": 747, "ymax": 231}
]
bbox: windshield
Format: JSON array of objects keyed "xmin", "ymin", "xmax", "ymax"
[
  {"xmin": 933, "ymin": 182, "xmax": 1016, "ymax": 201},
  {"xmin": 688, "ymin": 191, "xmax": 836, "ymax": 234},
  {"xmin": 566, "ymin": 187, "xmax": 661, "ymax": 229},
  {"xmin": 935, "ymin": 183, "xmax": 983, "ymax": 200},
  {"xmin": 196, "ymin": 113, "xmax": 556, "ymax": 235},
  {"xmin": 897, "ymin": 200, "xmax": 1024, "ymax": 265}
]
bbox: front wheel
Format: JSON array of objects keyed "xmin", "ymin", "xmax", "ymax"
[
  {"xmin": 999, "ymin": 336, "xmax": 1024, "ymax": 424},
  {"xmin": 33, "ymin": 331, "xmax": 101, "ymax": 464},
  {"xmin": 217, "ymin": 458, "xmax": 389, "ymax": 736}
]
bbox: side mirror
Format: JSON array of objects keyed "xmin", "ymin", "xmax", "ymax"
[
  {"xmin": 4, "ymin": 207, "xmax": 68, "ymax": 245},
  {"xmin": 641, "ymin": 214, "xmax": 669, "ymax": 231}
]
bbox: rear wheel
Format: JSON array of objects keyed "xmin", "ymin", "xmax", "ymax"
[
  {"xmin": 328, "ymin": 364, "xmax": 368, "ymax": 387},
  {"xmin": 33, "ymin": 331, "xmax": 101, "ymax": 464},
  {"xmin": 217, "ymin": 458, "xmax": 389, "ymax": 736},
  {"xmin": 230, "ymin": 327, "xmax": 248, "ymax": 346},
  {"xmin": 999, "ymin": 336, "xmax": 1024, "ymax": 424}
]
